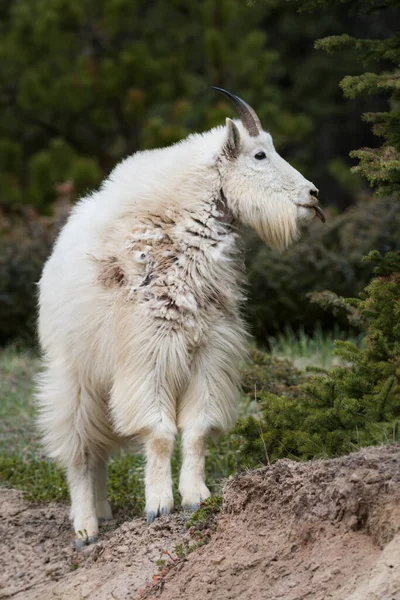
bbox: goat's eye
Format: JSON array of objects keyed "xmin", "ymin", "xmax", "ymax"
[{"xmin": 254, "ymin": 151, "xmax": 266, "ymax": 160}]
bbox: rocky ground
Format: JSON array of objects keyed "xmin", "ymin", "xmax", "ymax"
[{"xmin": 1, "ymin": 445, "xmax": 399, "ymax": 600}]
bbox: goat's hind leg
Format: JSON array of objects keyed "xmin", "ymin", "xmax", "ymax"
[
  {"xmin": 67, "ymin": 457, "xmax": 99, "ymax": 549},
  {"xmin": 69, "ymin": 454, "xmax": 113, "ymax": 548},
  {"xmin": 37, "ymin": 365, "xmax": 98, "ymax": 546},
  {"xmin": 37, "ymin": 365, "xmax": 114, "ymax": 546}
]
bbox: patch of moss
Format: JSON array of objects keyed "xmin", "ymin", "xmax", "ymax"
[{"xmin": 186, "ymin": 496, "xmax": 223, "ymax": 531}]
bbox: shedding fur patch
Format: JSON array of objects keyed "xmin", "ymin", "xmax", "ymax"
[
  {"xmin": 94, "ymin": 193, "xmax": 246, "ymax": 359},
  {"xmin": 120, "ymin": 198, "xmax": 244, "ymax": 332},
  {"xmin": 97, "ymin": 256, "xmax": 126, "ymax": 288}
]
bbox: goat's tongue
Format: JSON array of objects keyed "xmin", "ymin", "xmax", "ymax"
[{"xmin": 314, "ymin": 206, "xmax": 326, "ymax": 223}]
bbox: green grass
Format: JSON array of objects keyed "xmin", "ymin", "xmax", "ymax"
[
  {"xmin": 186, "ymin": 495, "xmax": 223, "ymax": 531},
  {"xmin": 0, "ymin": 436, "xmax": 242, "ymax": 519},
  {"xmin": 0, "ymin": 343, "xmax": 41, "ymax": 456},
  {"xmin": 268, "ymin": 325, "xmax": 363, "ymax": 371}
]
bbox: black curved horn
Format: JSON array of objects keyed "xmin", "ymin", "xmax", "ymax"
[{"xmin": 212, "ymin": 86, "xmax": 261, "ymax": 137}]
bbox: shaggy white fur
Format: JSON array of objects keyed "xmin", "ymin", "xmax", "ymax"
[{"xmin": 37, "ymin": 109, "xmax": 321, "ymax": 543}]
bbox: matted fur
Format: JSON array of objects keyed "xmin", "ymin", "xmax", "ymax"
[{"xmin": 37, "ymin": 118, "xmax": 319, "ymax": 540}]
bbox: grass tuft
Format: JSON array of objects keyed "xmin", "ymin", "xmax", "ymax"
[{"xmin": 268, "ymin": 324, "xmax": 363, "ymax": 370}]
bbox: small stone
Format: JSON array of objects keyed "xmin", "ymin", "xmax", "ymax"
[
  {"xmin": 211, "ymin": 555, "xmax": 225, "ymax": 565},
  {"xmin": 365, "ymin": 473, "xmax": 381, "ymax": 484}
]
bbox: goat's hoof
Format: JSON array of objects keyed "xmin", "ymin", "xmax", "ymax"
[
  {"xmin": 146, "ymin": 505, "xmax": 171, "ymax": 524},
  {"xmin": 88, "ymin": 535, "xmax": 98, "ymax": 544},
  {"xmin": 145, "ymin": 489, "xmax": 174, "ymax": 524},
  {"xmin": 179, "ymin": 482, "xmax": 211, "ymax": 508},
  {"xmin": 147, "ymin": 511, "xmax": 156, "ymax": 524},
  {"xmin": 73, "ymin": 534, "xmax": 99, "ymax": 550},
  {"xmin": 74, "ymin": 538, "xmax": 87, "ymax": 551}
]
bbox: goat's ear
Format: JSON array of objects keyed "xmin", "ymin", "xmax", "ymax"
[{"xmin": 223, "ymin": 118, "xmax": 241, "ymax": 159}]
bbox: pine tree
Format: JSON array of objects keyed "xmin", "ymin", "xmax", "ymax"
[
  {"xmin": 236, "ymin": 250, "xmax": 400, "ymax": 463},
  {"xmin": 298, "ymin": 0, "xmax": 400, "ymax": 196}
]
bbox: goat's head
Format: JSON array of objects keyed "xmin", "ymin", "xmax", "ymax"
[{"xmin": 214, "ymin": 87, "xmax": 325, "ymax": 250}]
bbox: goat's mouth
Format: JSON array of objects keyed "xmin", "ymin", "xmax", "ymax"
[{"xmin": 302, "ymin": 204, "xmax": 326, "ymax": 223}]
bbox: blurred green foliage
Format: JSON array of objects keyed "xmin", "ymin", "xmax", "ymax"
[
  {"xmin": 246, "ymin": 0, "xmax": 400, "ymax": 340},
  {"xmin": 240, "ymin": 345, "xmax": 305, "ymax": 398},
  {"xmin": 0, "ymin": 0, "xmax": 389, "ymax": 212},
  {"xmin": 237, "ymin": 0, "xmax": 400, "ymax": 462},
  {"xmin": 267, "ymin": 324, "xmax": 363, "ymax": 370}
]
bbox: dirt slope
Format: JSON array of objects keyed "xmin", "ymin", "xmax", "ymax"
[
  {"xmin": 1, "ymin": 445, "xmax": 399, "ymax": 600},
  {"xmin": 0, "ymin": 490, "xmax": 191, "ymax": 600},
  {"xmin": 157, "ymin": 445, "xmax": 400, "ymax": 600}
]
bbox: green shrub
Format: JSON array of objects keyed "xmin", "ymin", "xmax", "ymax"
[
  {"xmin": 240, "ymin": 346, "xmax": 304, "ymax": 397},
  {"xmin": 236, "ymin": 250, "xmax": 400, "ymax": 464},
  {"xmin": 0, "ymin": 454, "xmax": 69, "ymax": 503},
  {"xmin": 302, "ymin": 0, "xmax": 400, "ymax": 198}
]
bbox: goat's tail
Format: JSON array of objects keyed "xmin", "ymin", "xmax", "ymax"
[{"xmin": 36, "ymin": 360, "xmax": 116, "ymax": 468}]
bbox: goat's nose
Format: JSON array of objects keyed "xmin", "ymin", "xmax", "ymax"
[{"xmin": 310, "ymin": 188, "xmax": 319, "ymax": 199}]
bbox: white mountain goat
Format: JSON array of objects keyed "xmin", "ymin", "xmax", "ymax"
[{"xmin": 37, "ymin": 88, "xmax": 325, "ymax": 546}]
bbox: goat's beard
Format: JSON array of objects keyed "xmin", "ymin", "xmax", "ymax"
[{"xmin": 239, "ymin": 196, "xmax": 299, "ymax": 251}]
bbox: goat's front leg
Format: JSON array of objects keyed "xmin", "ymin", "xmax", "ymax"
[
  {"xmin": 144, "ymin": 427, "xmax": 176, "ymax": 524},
  {"xmin": 179, "ymin": 429, "xmax": 211, "ymax": 509},
  {"xmin": 177, "ymin": 323, "xmax": 242, "ymax": 509}
]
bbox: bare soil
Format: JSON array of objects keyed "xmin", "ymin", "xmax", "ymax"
[{"xmin": 1, "ymin": 445, "xmax": 400, "ymax": 600}]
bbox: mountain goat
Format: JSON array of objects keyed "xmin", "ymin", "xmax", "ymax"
[{"xmin": 37, "ymin": 88, "xmax": 324, "ymax": 547}]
